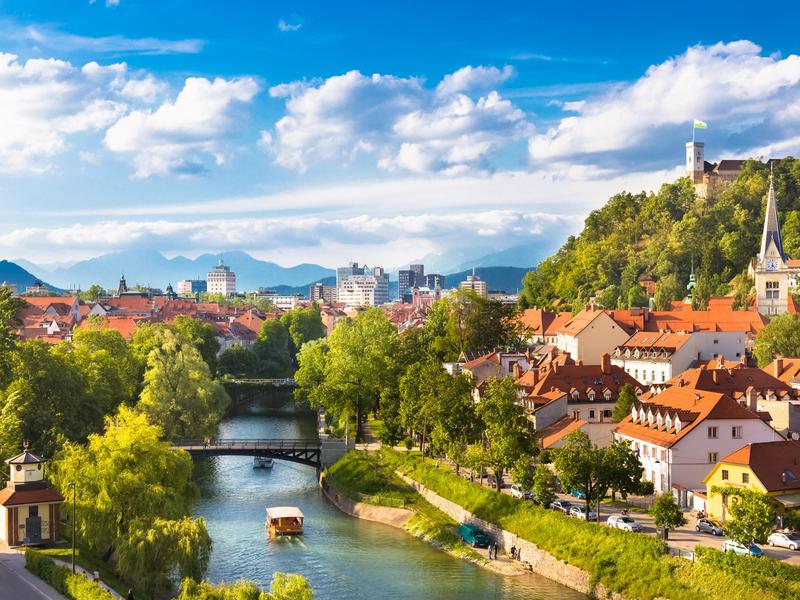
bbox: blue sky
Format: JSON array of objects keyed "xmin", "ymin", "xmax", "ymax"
[{"xmin": 2, "ymin": 0, "xmax": 800, "ymax": 270}]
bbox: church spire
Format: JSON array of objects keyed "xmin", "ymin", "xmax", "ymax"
[{"xmin": 759, "ymin": 163, "xmax": 785, "ymax": 261}]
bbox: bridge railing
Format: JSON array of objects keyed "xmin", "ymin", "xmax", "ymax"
[{"xmin": 172, "ymin": 438, "xmax": 320, "ymax": 449}]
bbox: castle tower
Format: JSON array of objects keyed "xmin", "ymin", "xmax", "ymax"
[
  {"xmin": 755, "ymin": 167, "xmax": 790, "ymax": 316},
  {"xmin": 685, "ymin": 141, "xmax": 704, "ymax": 184}
]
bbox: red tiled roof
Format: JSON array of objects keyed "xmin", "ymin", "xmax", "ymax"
[
  {"xmin": 661, "ymin": 367, "xmax": 792, "ymax": 399},
  {"xmin": 518, "ymin": 309, "xmax": 557, "ymax": 335},
  {"xmin": 463, "ymin": 352, "xmax": 501, "ymax": 370},
  {"xmin": 523, "ymin": 363, "xmax": 642, "ymax": 402},
  {"xmin": 765, "ymin": 357, "xmax": 800, "ymax": 385},
  {"xmin": 0, "ymin": 487, "xmax": 64, "ymax": 506},
  {"xmin": 538, "ymin": 416, "xmax": 588, "ymax": 449},
  {"xmin": 717, "ymin": 441, "xmax": 800, "ymax": 492},
  {"xmin": 79, "ymin": 315, "xmax": 149, "ymax": 339},
  {"xmin": 618, "ymin": 331, "xmax": 692, "ymax": 352}
]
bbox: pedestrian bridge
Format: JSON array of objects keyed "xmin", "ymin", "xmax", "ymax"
[
  {"xmin": 173, "ymin": 437, "xmax": 347, "ymax": 469},
  {"xmin": 223, "ymin": 378, "xmax": 297, "ymax": 387}
]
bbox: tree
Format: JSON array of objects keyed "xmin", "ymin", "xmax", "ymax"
[
  {"xmin": 0, "ymin": 286, "xmax": 23, "ymax": 386},
  {"xmin": 253, "ymin": 320, "xmax": 293, "ymax": 377},
  {"xmin": 477, "ymin": 377, "xmax": 535, "ymax": 491},
  {"xmin": 280, "ymin": 305, "xmax": 325, "ymax": 355},
  {"xmin": 511, "ymin": 455, "xmax": 535, "ymax": 491},
  {"xmin": 731, "ymin": 271, "xmax": 754, "ymax": 311},
  {"xmin": 137, "ymin": 328, "xmax": 230, "ymax": 440},
  {"xmin": 78, "ymin": 284, "xmax": 107, "ymax": 302},
  {"xmin": 532, "ymin": 464, "xmax": 557, "ymax": 507},
  {"xmin": 753, "ymin": 313, "xmax": 800, "ymax": 366},
  {"xmin": 653, "ymin": 273, "xmax": 683, "ymax": 310},
  {"xmin": 178, "ymin": 573, "xmax": 313, "ymax": 600},
  {"xmin": 172, "ymin": 315, "xmax": 221, "ymax": 376},
  {"xmin": 713, "ymin": 487, "xmax": 777, "ymax": 544},
  {"xmin": 651, "ymin": 493, "xmax": 687, "ymax": 531},
  {"xmin": 554, "ymin": 431, "xmax": 643, "ymax": 516},
  {"xmin": 218, "ymin": 344, "xmax": 259, "ymax": 378},
  {"xmin": 611, "ymin": 384, "xmax": 638, "ymax": 423},
  {"xmin": 595, "ymin": 285, "xmax": 620, "ymax": 309},
  {"xmin": 627, "ymin": 284, "xmax": 649, "ymax": 309},
  {"xmin": 52, "ymin": 406, "xmax": 210, "ymax": 596}
]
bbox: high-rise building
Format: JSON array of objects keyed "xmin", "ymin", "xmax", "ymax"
[
  {"xmin": 425, "ymin": 273, "xmax": 446, "ymax": 289},
  {"xmin": 410, "ymin": 264, "xmax": 425, "ymax": 281},
  {"xmin": 207, "ymin": 260, "xmax": 237, "ymax": 296},
  {"xmin": 309, "ymin": 282, "xmax": 337, "ymax": 304},
  {"xmin": 336, "ymin": 262, "xmax": 365, "ymax": 289},
  {"xmin": 336, "ymin": 265, "xmax": 390, "ymax": 307},
  {"xmin": 460, "ymin": 269, "xmax": 487, "ymax": 297},
  {"xmin": 177, "ymin": 279, "xmax": 207, "ymax": 296},
  {"xmin": 398, "ymin": 269, "xmax": 414, "ymax": 300}
]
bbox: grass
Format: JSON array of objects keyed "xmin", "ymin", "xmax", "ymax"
[
  {"xmin": 326, "ymin": 450, "xmax": 482, "ymax": 562},
  {"xmin": 600, "ymin": 498, "xmax": 651, "ymax": 514},
  {"xmin": 34, "ymin": 546, "xmax": 129, "ymax": 596},
  {"xmin": 382, "ymin": 448, "xmax": 800, "ymax": 600}
]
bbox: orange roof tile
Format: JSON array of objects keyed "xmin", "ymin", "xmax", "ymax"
[
  {"xmin": 717, "ymin": 441, "xmax": 800, "ymax": 492},
  {"xmin": 662, "ymin": 367, "xmax": 792, "ymax": 398},
  {"xmin": 525, "ymin": 363, "xmax": 642, "ymax": 402},
  {"xmin": 538, "ymin": 416, "xmax": 588, "ymax": 449},
  {"xmin": 518, "ymin": 308, "xmax": 558, "ymax": 335}
]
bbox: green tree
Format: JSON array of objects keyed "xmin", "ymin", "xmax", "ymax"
[
  {"xmin": 611, "ymin": 383, "xmax": 638, "ymax": 423},
  {"xmin": 253, "ymin": 320, "xmax": 293, "ymax": 377},
  {"xmin": 137, "ymin": 328, "xmax": 230, "ymax": 440},
  {"xmin": 171, "ymin": 315, "xmax": 221, "ymax": 376},
  {"xmin": 595, "ymin": 285, "xmax": 620, "ymax": 309},
  {"xmin": 77, "ymin": 284, "xmax": 107, "ymax": 302},
  {"xmin": 218, "ymin": 344, "xmax": 259, "ymax": 378},
  {"xmin": 532, "ymin": 464, "xmax": 557, "ymax": 507},
  {"xmin": 713, "ymin": 487, "xmax": 777, "ymax": 544},
  {"xmin": 511, "ymin": 455, "xmax": 535, "ymax": 491},
  {"xmin": 627, "ymin": 284, "xmax": 649, "ymax": 309},
  {"xmin": 52, "ymin": 406, "xmax": 210, "ymax": 597},
  {"xmin": 731, "ymin": 271, "xmax": 754, "ymax": 311},
  {"xmin": 0, "ymin": 286, "xmax": 23, "ymax": 386},
  {"xmin": 651, "ymin": 492, "xmax": 687, "ymax": 531},
  {"xmin": 653, "ymin": 273, "xmax": 683, "ymax": 310},
  {"xmin": 280, "ymin": 305, "xmax": 325, "ymax": 354},
  {"xmin": 178, "ymin": 573, "xmax": 313, "ymax": 600},
  {"xmin": 753, "ymin": 313, "xmax": 800, "ymax": 366},
  {"xmin": 477, "ymin": 377, "xmax": 535, "ymax": 491},
  {"xmin": 782, "ymin": 210, "xmax": 800, "ymax": 258}
]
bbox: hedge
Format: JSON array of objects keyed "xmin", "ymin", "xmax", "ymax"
[{"xmin": 25, "ymin": 550, "xmax": 116, "ymax": 600}]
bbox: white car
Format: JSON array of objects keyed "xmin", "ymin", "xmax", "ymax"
[
  {"xmin": 569, "ymin": 505, "xmax": 597, "ymax": 521},
  {"xmin": 606, "ymin": 515, "xmax": 642, "ymax": 532},
  {"xmin": 768, "ymin": 532, "xmax": 800, "ymax": 550},
  {"xmin": 510, "ymin": 484, "xmax": 524, "ymax": 498}
]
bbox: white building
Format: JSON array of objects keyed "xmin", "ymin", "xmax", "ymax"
[
  {"xmin": 337, "ymin": 266, "xmax": 389, "ymax": 307},
  {"xmin": 614, "ymin": 386, "xmax": 781, "ymax": 505},
  {"xmin": 460, "ymin": 269, "xmax": 488, "ymax": 298},
  {"xmin": 207, "ymin": 260, "xmax": 236, "ymax": 297},
  {"xmin": 611, "ymin": 330, "xmax": 746, "ymax": 385},
  {"xmin": 177, "ymin": 279, "xmax": 207, "ymax": 296},
  {"xmin": 555, "ymin": 306, "xmax": 631, "ymax": 365},
  {"xmin": 271, "ymin": 295, "xmax": 302, "ymax": 311}
]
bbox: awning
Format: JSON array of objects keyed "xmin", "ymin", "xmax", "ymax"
[{"xmin": 775, "ymin": 493, "xmax": 800, "ymax": 508}]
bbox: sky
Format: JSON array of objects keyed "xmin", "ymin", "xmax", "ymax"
[{"xmin": 2, "ymin": 0, "xmax": 800, "ymax": 270}]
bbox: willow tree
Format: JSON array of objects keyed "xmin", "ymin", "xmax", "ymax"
[{"xmin": 53, "ymin": 406, "xmax": 211, "ymax": 597}]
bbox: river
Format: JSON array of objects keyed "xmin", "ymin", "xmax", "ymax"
[{"xmin": 193, "ymin": 394, "xmax": 585, "ymax": 599}]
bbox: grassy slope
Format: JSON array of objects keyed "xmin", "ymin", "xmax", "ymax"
[{"xmin": 380, "ymin": 449, "xmax": 800, "ymax": 600}]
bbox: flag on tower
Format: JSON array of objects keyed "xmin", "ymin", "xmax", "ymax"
[{"xmin": 693, "ymin": 119, "xmax": 708, "ymax": 129}]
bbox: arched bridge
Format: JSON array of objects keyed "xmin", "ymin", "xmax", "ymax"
[{"xmin": 173, "ymin": 438, "xmax": 322, "ymax": 468}]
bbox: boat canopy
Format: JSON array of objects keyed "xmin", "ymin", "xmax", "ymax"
[{"xmin": 266, "ymin": 506, "xmax": 304, "ymax": 520}]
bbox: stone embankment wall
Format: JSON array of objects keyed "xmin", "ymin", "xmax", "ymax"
[
  {"xmin": 397, "ymin": 472, "xmax": 623, "ymax": 600},
  {"xmin": 320, "ymin": 478, "xmax": 413, "ymax": 529}
]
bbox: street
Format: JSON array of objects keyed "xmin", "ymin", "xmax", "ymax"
[{"xmin": 0, "ymin": 544, "xmax": 64, "ymax": 600}]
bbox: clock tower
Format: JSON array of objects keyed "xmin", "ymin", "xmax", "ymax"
[{"xmin": 755, "ymin": 168, "xmax": 790, "ymax": 316}]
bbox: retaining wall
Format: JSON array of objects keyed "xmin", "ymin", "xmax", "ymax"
[
  {"xmin": 321, "ymin": 478, "xmax": 413, "ymax": 529},
  {"xmin": 397, "ymin": 471, "xmax": 623, "ymax": 600}
]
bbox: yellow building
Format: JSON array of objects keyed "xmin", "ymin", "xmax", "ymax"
[
  {"xmin": 0, "ymin": 445, "xmax": 63, "ymax": 546},
  {"xmin": 704, "ymin": 440, "xmax": 800, "ymax": 522}
]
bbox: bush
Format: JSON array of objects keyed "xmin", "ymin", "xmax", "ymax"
[
  {"xmin": 25, "ymin": 550, "xmax": 116, "ymax": 600},
  {"xmin": 695, "ymin": 547, "xmax": 800, "ymax": 599}
]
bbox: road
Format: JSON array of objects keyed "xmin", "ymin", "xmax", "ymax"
[{"xmin": 0, "ymin": 544, "xmax": 65, "ymax": 600}]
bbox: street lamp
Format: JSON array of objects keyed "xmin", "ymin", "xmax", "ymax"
[{"xmin": 67, "ymin": 481, "xmax": 76, "ymax": 574}]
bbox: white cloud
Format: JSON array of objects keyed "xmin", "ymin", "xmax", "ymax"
[
  {"xmin": 529, "ymin": 41, "xmax": 800, "ymax": 167},
  {"xmin": 118, "ymin": 74, "xmax": 167, "ymax": 103},
  {"xmin": 277, "ymin": 19, "xmax": 302, "ymax": 32},
  {"xmin": 0, "ymin": 53, "xmax": 128, "ymax": 173},
  {"xmin": 264, "ymin": 66, "xmax": 529, "ymax": 174},
  {"xmin": 21, "ymin": 24, "xmax": 204, "ymax": 55},
  {"xmin": 104, "ymin": 76, "xmax": 260, "ymax": 178}
]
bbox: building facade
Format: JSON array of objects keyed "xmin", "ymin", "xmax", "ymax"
[
  {"xmin": 337, "ymin": 266, "xmax": 390, "ymax": 307},
  {"xmin": 460, "ymin": 271, "xmax": 487, "ymax": 297},
  {"xmin": 206, "ymin": 260, "xmax": 237, "ymax": 296},
  {"xmin": 309, "ymin": 282, "xmax": 337, "ymax": 304},
  {"xmin": 177, "ymin": 279, "xmax": 207, "ymax": 296}
]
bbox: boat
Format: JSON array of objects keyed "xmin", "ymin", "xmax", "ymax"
[
  {"xmin": 253, "ymin": 457, "xmax": 274, "ymax": 469},
  {"xmin": 266, "ymin": 506, "xmax": 304, "ymax": 536}
]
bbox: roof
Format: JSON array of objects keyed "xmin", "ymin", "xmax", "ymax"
[
  {"xmin": 716, "ymin": 159, "xmax": 746, "ymax": 172},
  {"xmin": 78, "ymin": 315, "xmax": 148, "ymax": 339},
  {"xmin": 5, "ymin": 450, "xmax": 47, "ymax": 465},
  {"xmin": 518, "ymin": 308, "xmax": 557, "ymax": 335},
  {"xmin": 715, "ymin": 441, "xmax": 800, "ymax": 493},
  {"xmin": 266, "ymin": 506, "xmax": 304, "ymax": 519},
  {"xmin": 545, "ymin": 312, "xmax": 573, "ymax": 336},
  {"xmin": 522, "ymin": 363, "xmax": 643, "ymax": 402},
  {"xmin": 0, "ymin": 487, "xmax": 64, "ymax": 506},
  {"xmin": 556, "ymin": 307, "xmax": 610, "ymax": 337},
  {"xmin": 538, "ymin": 416, "xmax": 588, "ymax": 449},
  {"xmin": 617, "ymin": 331, "xmax": 692, "ymax": 353},
  {"xmin": 607, "ymin": 306, "xmax": 766, "ymax": 334},
  {"xmin": 659, "ymin": 367, "xmax": 792, "ymax": 399},
  {"xmin": 614, "ymin": 387, "xmax": 766, "ymax": 448},
  {"xmin": 462, "ymin": 352, "xmax": 501, "ymax": 371},
  {"xmin": 765, "ymin": 357, "xmax": 800, "ymax": 386}
]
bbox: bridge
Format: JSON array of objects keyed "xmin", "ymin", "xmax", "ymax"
[
  {"xmin": 173, "ymin": 438, "xmax": 324, "ymax": 468},
  {"xmin": 223, "ymin": 378, "xmax": 296, "ymax": 387}
]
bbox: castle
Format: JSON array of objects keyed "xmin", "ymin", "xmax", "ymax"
[{"xmin": 685, "ymin": 140, "xmax": 745, "ymax": 198}]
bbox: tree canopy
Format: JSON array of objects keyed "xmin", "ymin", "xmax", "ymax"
[{"xmin": 753, "ymin": 313, "xmax": 800, "ymax": 366}]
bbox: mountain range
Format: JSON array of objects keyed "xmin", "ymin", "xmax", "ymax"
[{"xmin": 0, "ymin": 260, "xmax": 60, "ymax": 293}]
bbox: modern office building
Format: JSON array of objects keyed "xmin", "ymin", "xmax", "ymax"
[
  {"xmin": 337, "ymin": 265, "xmax": 390, "ymax": 306},
  {"xmin": 207, "ymin": 260, "xmax": 237, "ymax": 296},
  {"xmin": 459, "ymin": 270, "xmax": 487, "ymax": 297},
  {"xmin": 425, "ymin": 273, "xmax": 446, "ymax": 289},
  {"xmin": 177, "ymin": 279, "xmax": 207, "ymax": 296},
  {"xmin": 336, "ymin": 262, "xmax": 365, "ymax": 289},
  {"xmin": 309, "ymin": 282, "xmax": 337, "ymax": 304}
]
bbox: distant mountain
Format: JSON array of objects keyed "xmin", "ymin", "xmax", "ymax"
[
  {"xmin": 444, "ymin": 266, "xmax": 529, "ymax": 294},
  {"xmin": 405, "ymin": 240, "xmax": 557, "ymax": 274},
  {"xmin": 0, "ymin": 260, "xmax": 60, "ymax": 292},
  {"xmin": 31, "ymin": 250, "xmax": 336, "ymax": 291},
  {"xmin": 271, "ymin": 276, "xmax": 336, "ymax": 296}
]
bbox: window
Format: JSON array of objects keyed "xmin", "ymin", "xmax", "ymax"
[
  {"xmin": 742, "ymin": 473, "xmax": 750, "ymax": 484},
  {"xmin": 661, "ymin": 449, "xmax": 667, "ymax": 461},
  {"xmin": 28, "ymin": 505, "xmax": 38, "ymax": 517},
  {"xmin": 708, "ymin": 426, "xmax": 718, "ymax": 439},
  {"xmin": 589, "ymin": 410, "xmax": 596, "ymax": 419},
  {"xmin": 634, "ymin": 369, "xmax": 638, "ymax": 379},
  {"xmin": 713, "ymin": 339, "xmax": 719, "ymax": 344},
  {"xmin": 721, "ymin": 469, "xmax": 729, "ymax": 480},
  {"xmin": 603, "ymin": 409, "xmax": 612, "ymax": 418},
  {"xmin": 766, "ymin": 280, "xmax": 780, "ymax": 299},
  {"xmin": 661, "ymin": 372, "xmax": 666, "ymax": 382},
  {"xmin": 732, "ymin": 426, "xmax": 743, "ymax": 439},
  {"xmin": 651, "ymin": 370, "xmax": 655, "ymax": 381},
  {"xmin": 709, "ymin": 452, "xmax": 718, "ymax": 464}
]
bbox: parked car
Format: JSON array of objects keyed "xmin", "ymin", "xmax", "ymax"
[
  {"xmin": 767, "ymin": 531, "xmax": 800, "ymax": 550},
  {"xmin": 607, "ymin": 515, "xmax": 642, "ymax": 532},
  {"xmin": 457, "ymin": 523, "xmax": 489, "ymax": 548},
  {"xmin": 569, "ymin": 505, "xmax": 597, "ymax": 521},
  {"xmin": 696, "ymin": 518, "xmax": 725, "ymax": 536},
  {"xmin": 550, "ymin": 499, "xmax": 573, "ymax": 513},
  {"xmin": 722, "ymin": 539, "xmax": 763, "ymax": 557},
  {"xmin": 510, "ymin": 484, "xmax": 525, "ymax": 498},
  {"xmin": 569, "ymin": 487, "xmax": 586, "ymax": 499}
]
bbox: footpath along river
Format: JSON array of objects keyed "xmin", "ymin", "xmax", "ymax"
[{"xmin": 192, "ymin": 393, "xmax": 585, "ymax": 599}]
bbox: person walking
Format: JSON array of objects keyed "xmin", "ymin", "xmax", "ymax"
[
  {"xmin": 488, "ymin": 543, "xmax": 493, "ymax": 559},
  {"xmin": 127, "ymin": 589, "xmax": 135, "ymax": 600}
]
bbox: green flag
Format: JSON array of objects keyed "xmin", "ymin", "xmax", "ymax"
[{"xmin": 693, "ymin": 119, "xmax": 708, "ymax": 129}]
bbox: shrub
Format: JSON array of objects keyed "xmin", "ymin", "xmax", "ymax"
[{"xmin": 25, "ymin": 550, "xmax": 116, "ymax": 600}]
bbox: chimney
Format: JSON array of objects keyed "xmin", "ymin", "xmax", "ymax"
[
  {"xmin": 576, "ymin": 359, "xmax": 583, "ymax": 366},
  {"xmin": 712, "ymin": 370, "xmax": 719, "ymax": 384},
  {"xmin": 775, "ymin": 356, "xmax": 784, "ymax": 378},
  {"xmin": 745, "ymin": 386, "xmax": 757, "ymax": 412},
  {"xmin": 553, "ymin": 363, "xmax": 559, "ymax": 374},
  {"xmin": 600, "ymin": 353, "xmax": 611, "ymax": 375},
  {"xmin": 513, "ymin": 363, "xmax": 522, "ymax": 379}
]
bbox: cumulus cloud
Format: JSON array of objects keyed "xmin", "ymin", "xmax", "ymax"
[
  {"xmin": 104, "ymin": 76, "xmax": 260, "ymax": 178},
  {"xmin": 277, "ymin": 19, "xmax": 302, "ymax": 32},
  {"xmin": 0, "ymin": 53, "xmax": 129, "ymax": 173},
  {"xmin": 529, "ymin": 41, "xmax": 800, "ymax": 169},
  {"xmin": 263, "ymin": 66, "xmax": 530, "ymax": 174}
]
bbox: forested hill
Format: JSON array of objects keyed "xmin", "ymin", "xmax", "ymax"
[{"xmin": 518, "ymin": 158, "xmax": 800, "ymax": 312}]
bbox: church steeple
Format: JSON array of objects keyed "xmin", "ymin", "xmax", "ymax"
[{"xmin": 759, "ymin": 165, "xmax": 786, "ymax": 262}]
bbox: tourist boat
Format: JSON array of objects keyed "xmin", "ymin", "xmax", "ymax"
[
  {"xmin": 266, "ymin": 506, "xmax": 304, "ymax": 535},
  {"xmin": 253, "ymin": 456, "xmax": 274, "ymax": 469}
]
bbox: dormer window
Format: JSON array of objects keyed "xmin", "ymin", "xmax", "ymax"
[
  {"xmin": 665, "ymin": 414, "xmax": 673, "ymax": 430},
  {"xmin": 588, "ymin": 390, "xmax": 596, "ymax": 401},
  {"xmin": 656, "ymin": 412, "xmax": 663, "ymax": 428},
  {"xmin": 631, "ymin": 406, "xmax": 638, "ymax": 422},
  {"xmin": 647, "ymin": 409, "xmax": 654, "ymax": 427},
  {"xmin": 572, "ymin": 390, "xmax": 580, "ymax": 401},
  {"xmin": 604, "ymin": 389, "xmax": 612, "ymax": 401},
  {"xmin": 675, "ymin": 416, "xmax": 682, "ymax": 433}
]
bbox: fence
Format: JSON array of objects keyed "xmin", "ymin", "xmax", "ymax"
[
  {"xmin": 356, "ymin": 492, "xmax": 406, "ymax": 508},
  {"xmin": 667, "ymin": 546, "xmax": 695, "ymax": 562}
]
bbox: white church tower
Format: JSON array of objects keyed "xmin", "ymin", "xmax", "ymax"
[{"xmin": 755, "ymin": 167, "xmax": 791, "ymax": 316}]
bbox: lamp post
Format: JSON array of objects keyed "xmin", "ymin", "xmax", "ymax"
[{"xmin": 67, "ymin": 481, "xmax": 76, "ymax": 574}]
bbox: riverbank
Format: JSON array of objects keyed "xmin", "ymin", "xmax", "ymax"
[{"xmin": 323, "ymin": 450, "xmax": 530, "ymax": 577}]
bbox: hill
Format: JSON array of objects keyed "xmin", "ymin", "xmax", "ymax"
[
  {"xmin": 0, "ymin": 260, "xmax": 59, "ymax": 293},
  {"xmin": 519, "ymin": 158, "xmax": 800, "ymax": 311}
]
